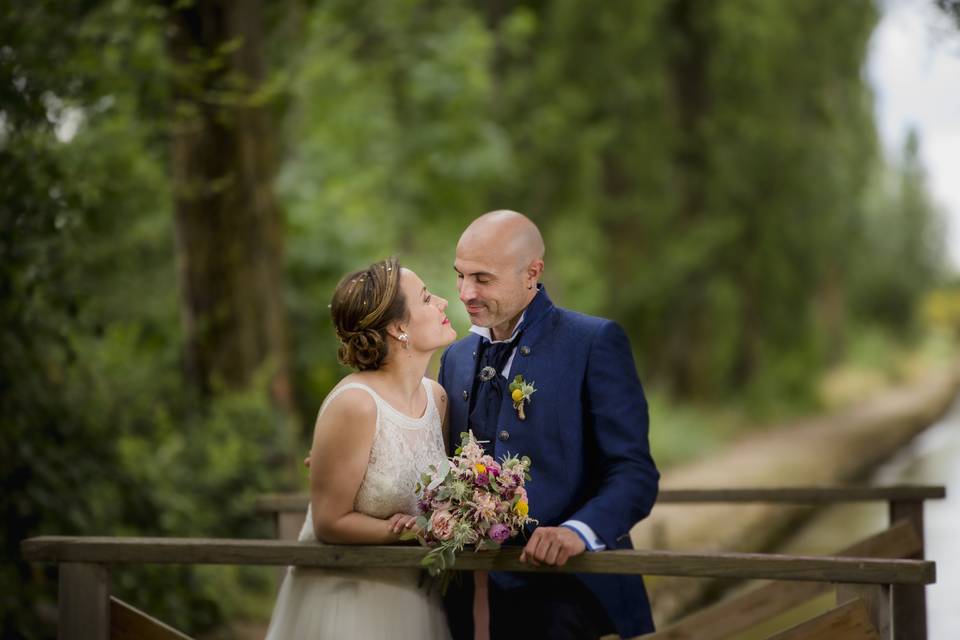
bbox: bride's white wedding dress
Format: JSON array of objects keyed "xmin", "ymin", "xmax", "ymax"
[{"xmin": 264, "ymin": 379, "xmax": 451, "ymax": 639}]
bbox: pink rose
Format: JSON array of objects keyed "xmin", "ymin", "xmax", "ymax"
[{"xmin": 429, "ymin": 510, "xmax": 455, "ymax": 541}]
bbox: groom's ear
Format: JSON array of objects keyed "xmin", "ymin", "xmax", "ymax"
[{"xmin": 525, "ymin": 259, "xmax": 544, "ymax": 286}]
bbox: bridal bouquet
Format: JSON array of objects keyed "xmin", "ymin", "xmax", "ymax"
[{"xmin": 406, "ymin": 431, "xmax": 535, "ymax": 577}]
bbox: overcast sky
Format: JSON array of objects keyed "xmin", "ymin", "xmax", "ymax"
[{"xmin": 869, "ymin": 0, "xmax": 960, "ymax": 270}]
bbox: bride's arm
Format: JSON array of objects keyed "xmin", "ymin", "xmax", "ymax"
[{"xmin": 308, "ymin": 388, "xmax": 410, "ymax": 544}]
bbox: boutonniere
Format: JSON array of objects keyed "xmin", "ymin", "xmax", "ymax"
[{"xmin": 509, "ymin": 374, "xmax": 537, "ymax": 420}]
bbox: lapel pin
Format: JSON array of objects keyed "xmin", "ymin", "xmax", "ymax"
[{"xmin": 479, "ymin": 366, "xmax": 497, "ymax": 382}]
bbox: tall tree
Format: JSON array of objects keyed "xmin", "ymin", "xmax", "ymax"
[{"xmin": 166, "ymin": 0, "xmax": 293, "ymax": 411}]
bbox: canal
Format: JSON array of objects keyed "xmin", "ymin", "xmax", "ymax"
[{"xmin": 777, "ymin": 394, "xmax": 960, "ymax": 638}]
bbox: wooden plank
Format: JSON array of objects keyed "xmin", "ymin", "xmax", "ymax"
[
  {"xmin": 659, "ymin": 486, "xmax": 945, "ymax": 504},
  {"xmin": 647, "ymin": 580, "xmax": 827, "ymax": 640},
  {"xmin": 256, "ymin": 493, "xmax": 308, "ymax": 513},
  {"xmin": 889, "ymin": 503, "xmax": 927, "ymax": 640},
  {"xmin": 837, "ymin": 584, "xmax": 891, "ymax": 639},
  {"xmin": 59, "ymin": 563, "xmax": 110, "ymax": 640},
  {"xmin": 254, "ymin": 486, "xmax": 946, "ymax": 513},
  {"xmin": 21, "ymin": 536, "xmax": 936, "ymax": 584},
  {"xmin": 110, "ymin": 597, "xmax": 193, "ymax": 640},
  {"xmin": 647, "ymin": 520, "xmax": 921, "ymax": 640},
  {"xmin": 766, "ymin": 598, "xmax": 879, "ymax": 640}
]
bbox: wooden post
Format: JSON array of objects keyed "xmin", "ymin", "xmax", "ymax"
[
  {"xmin": 889, "ymin": 500, "xmax": 927, "ymax": 640},
  {"xmin": 272, "ymin": 511, "xmax": 303, "ymax": 584},
  {"xmin": 837, "ymin": 583, "xmax": 891, "ymax": 639},
  {"xmin": 58, "ymin": 563, "xmax": 109, "ymax": 640},
  {"xmin": 277, "ymin": 511, "xmax": 304, "ymax": 541}
]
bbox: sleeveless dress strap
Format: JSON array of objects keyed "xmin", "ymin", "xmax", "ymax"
[
  {"xmin": 318, "ymin": 378, "xmax": 435, "ymax": 423},
  {"xmin": 420, "ymin": 377, "xmax": 437, "ymax": 420},
  {"xmin": 316, "ymin": 382, "xmax": 382, "ymax": 422}
]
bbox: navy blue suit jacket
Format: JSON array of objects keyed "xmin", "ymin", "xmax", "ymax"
[{"xmin": 438, "ymin": 287, "xmax": 659, "ymax": 638}]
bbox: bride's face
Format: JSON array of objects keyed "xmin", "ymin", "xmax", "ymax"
[{"xmin": 398, "ymin": 268, "xmax": 457, "ymax": 352}]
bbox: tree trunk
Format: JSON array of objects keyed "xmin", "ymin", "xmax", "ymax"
[
  {"xmin": 165, "ymin": 0, "xmax": 292, "ymax": 412},
  {"xmin": 661, "ymin": 0, "xmax": 712, "ymax": 398}
]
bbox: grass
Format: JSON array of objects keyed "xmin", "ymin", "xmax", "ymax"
[{"xmin": 649, "ymin": 329, "xmax": 958, "ymax": 470}]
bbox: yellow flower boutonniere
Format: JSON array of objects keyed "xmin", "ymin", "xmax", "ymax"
[{"xmin": 509, "ymin": 374, "xmax": 537, "ymax": 420}]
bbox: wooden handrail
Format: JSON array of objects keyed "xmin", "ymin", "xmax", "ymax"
[
  {"xmin": 254, "ymin": 484, "xmax": 946, "ymax": 513},
  {"xmin": 20, "ymin": 536, "xmax": 936, "ymax": 585},
  {"xmin": 654, "ymin": 485, "xmax": 945, "ymax": 503}
]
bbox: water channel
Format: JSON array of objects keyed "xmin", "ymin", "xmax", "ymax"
[{"xmin": 776, "ymin": 394, "xmax": 960, "ymax": 638}]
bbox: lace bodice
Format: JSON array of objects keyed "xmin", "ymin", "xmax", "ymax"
[{"xmin": 299, "ymin": 378, "xmax": 447, "ymax": 542}]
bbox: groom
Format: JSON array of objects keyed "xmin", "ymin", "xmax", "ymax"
[{"xmin": 439, "ymin": 210, "xmax": 659, "ymax": 639}]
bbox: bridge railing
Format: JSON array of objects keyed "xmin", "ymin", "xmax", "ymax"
[
  {"xmin": 21, "ymin": 534, "xmax": 935, "ymax": 640},
  {"xmin": 254, "ymin": 484, "xmax": 945, "ymax": 541},
  {"xmin": 254, "ymin": 484, "xmax": 945, "ymax": 639}
]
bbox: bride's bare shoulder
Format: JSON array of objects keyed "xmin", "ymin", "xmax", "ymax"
[
  {"xmin": 426, "ymin": 378, "xmax": 447, "ymax": 406},
  {"xmin": 315, "ymin": 376, "xmax": 378, "ymax": 430}
]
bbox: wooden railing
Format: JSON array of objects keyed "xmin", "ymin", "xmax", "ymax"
[
  {"xmin": 21, "ymin": 535, "xmax": 935, "ymax": 640},
  {"xmin": 254, "ymin": 485, "xmax": 945, "ymax": 639},
  {"xmin": 255, "ymin": 485, "xmax": 946, "ymax": 539}
]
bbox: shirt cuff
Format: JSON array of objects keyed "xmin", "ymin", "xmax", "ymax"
[{"xmin": 560, "ymin": 520, "xmax": 606, "ymax": 551}]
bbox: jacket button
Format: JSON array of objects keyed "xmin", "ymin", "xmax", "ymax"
[
  {"xmin": 519, "ymin": 346, "xmax": 531, "ymax": 356},
  {"xmin": 462, "ymin": 390, "xmax": 469, "ymax": 401},
  {"xmin": 498, "ymin": 430, "xmax": 510, "ymax": 442}
]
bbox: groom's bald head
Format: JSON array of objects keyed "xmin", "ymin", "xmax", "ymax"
[
  {"xmin": 458, "ymin": 210, "xmax": 545, "ymax": 272},
  {"xmin": 455, "ymin": 210, "xmax": 545, "ymax": 339}
]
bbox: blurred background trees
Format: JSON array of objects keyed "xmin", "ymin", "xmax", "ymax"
[{"xmin": 1, "ymin": 0, "xmax": 954, "ymax": 636}]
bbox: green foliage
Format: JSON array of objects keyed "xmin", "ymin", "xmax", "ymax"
[
  {"xmin": 850, "ymin": 131, "xmax": 948, "ymax": 334},
  {"xmin": 1, "ymin": 2, "xmax": 287, "ymax": 636}
]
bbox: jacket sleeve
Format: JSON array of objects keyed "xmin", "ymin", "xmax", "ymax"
[{"xmin": 568, "ymin": 320, "xmax": 659, "ymax": 548}]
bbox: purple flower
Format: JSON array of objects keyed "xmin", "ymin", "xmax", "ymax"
[
  {"xmin": 474, "ymin": 472, "xmax": 489, "ymax": 487},
  {"xmin": 488, "ymin": 523, "xmax": 511, "ymax": 544}
]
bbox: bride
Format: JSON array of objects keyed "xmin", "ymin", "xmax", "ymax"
[{"xmin": 265, "ymin": 257, "xmax": 456, "ymax": 639}]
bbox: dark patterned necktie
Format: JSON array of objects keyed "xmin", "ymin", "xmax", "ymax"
[{"xmin": 467, "ymin": 337, "xmax": 519, "ymax": 455}]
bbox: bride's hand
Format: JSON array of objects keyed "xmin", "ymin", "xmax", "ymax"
[{"xmin": 387, "ymin": 513, "xmax": 419, "ymax": 537}]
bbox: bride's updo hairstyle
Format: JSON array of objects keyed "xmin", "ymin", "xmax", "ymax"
[{"xmin": 330, "ymin": 257, "xmax": 408, "ymax": 371}]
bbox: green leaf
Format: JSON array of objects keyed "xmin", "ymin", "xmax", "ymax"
[{"xmin": 475, "ymin": 538, "xmax": 500, "ymax": 551}]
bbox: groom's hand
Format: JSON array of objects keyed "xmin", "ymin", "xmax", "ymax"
[{"xmin": 519, "ymin": 526, "xmax": 586, "ymax": 567}]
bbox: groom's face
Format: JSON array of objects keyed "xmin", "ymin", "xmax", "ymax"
[{"xmin": 453, "ymin": 246, "xmax": 529, "ymax": 332}]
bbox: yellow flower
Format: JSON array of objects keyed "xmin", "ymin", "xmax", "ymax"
[
  {"xmin": 474, "ymin": 463, "xmax": 487, "ymax": 475},
  {"xmin": 513, "ymin": 499, "xmax": 529, "ymax": 517},
  {"xmin": 511, "ymin": 389, "xmax": 524, "ymax": 403}
]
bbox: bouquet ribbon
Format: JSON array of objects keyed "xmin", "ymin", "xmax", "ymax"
[{"xmin": 472, "ymin": 570, "xmax": 490, "ymax": 640}]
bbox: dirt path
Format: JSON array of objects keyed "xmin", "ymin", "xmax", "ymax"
[{"xmin": 631, "ymin": 366, "xmax": 960, "ymax": 625}]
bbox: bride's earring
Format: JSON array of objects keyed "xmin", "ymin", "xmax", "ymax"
[{"xmin": 399, "ymin": 332, "xmax": 409, "ymax": 349}]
